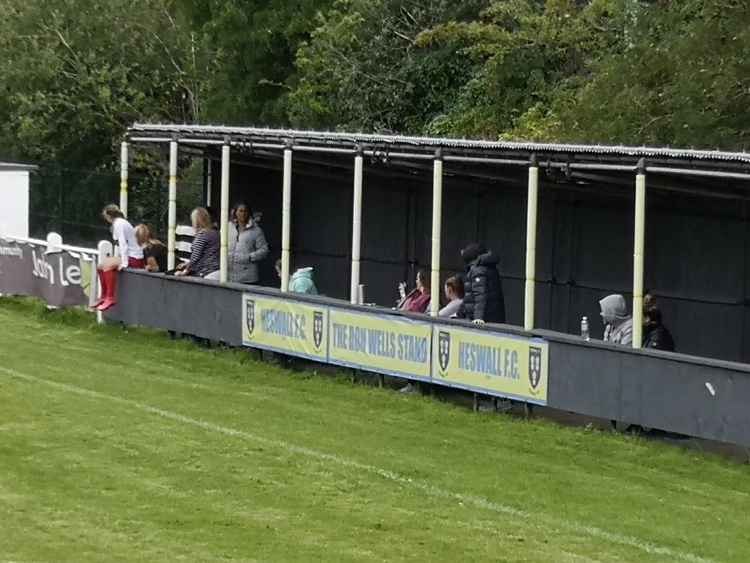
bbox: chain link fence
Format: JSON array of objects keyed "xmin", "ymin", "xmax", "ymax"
[{"xmin": 29, "ymin": 162, "xmax": 204, "ymax": 247}]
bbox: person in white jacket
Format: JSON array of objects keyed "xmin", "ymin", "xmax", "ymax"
[
  {"xmin": 228, "ymin": 203, "xmax": 268, "ymax": 284},
  {"xmin": 95, "ymin": 204, "xmax": 144, "ymax": 311},
  {"xmin": 439, "ymin": 276, "xmax": 464, "ymax": 318}
]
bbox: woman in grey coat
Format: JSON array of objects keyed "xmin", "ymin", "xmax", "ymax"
[{"xmin": 228, "ymin": 203, "xmax": 269, "ymax": 284}]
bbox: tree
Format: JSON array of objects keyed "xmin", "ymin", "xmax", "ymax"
[
  {"xmin": 417, "ymin": 0, "xmax": 628, "ymax": 139},
  {"xmin": 0, "ymin": 0, "xmax": 214, "ymax": 165},
  {"xmin": 545, "ymin": 0, "xmax": 750, "ymax": 149},
  {"xmin": 288, "ymin": 0, "xmax": 489, "ymax": 133},
  {"xmin": 0, "ymin": 0, "xmax": 215, "ymax": 239},
  {"xmin": 181, "ymin": 0, "xmax": 335, "ymax": 126}
]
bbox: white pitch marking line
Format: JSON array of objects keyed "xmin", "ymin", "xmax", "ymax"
[{"xmin": 0, "ymin": 366, "xmax": 715, "ymax": 563}]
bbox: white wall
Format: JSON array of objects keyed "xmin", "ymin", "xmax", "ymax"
[{"xmin": 0, "ymin": 170, "xmax": 30, "ymax": 238}]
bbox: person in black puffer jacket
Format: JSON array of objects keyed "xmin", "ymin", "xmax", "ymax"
[
  {"xmin": 642, "ymin": 298, "xmax": 675, "ymax": 351},
  {"xmin": 458, "ymin": 243, "xmax": 506, "ymax": 324}
]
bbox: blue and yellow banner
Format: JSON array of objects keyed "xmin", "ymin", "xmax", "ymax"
[
  {"xmin": 242, "ymin": 294, "xmax": 328, "ymax": 361},
  {"xmin": 328, "ymin": 308, "xmax": 432, "ymax": 381},
  {"xmin": 432, "ymin": 325, "xmax": 549, "ymax": 404}
]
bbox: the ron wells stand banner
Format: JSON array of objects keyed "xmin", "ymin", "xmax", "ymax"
[
  {"xmin": 242, "ymin": 294, "xmax": 327, "ymax": 361},
  {"xmin": 0, "ymin": 238, "xmax": 95, "ymax": 307},
  {"xmin": 328, "ymin": 307, "xmax": 431, "ymax": 381},
  {"xmin": 433, "ymin": 325, "xmax": 549, "ymax": 405}
]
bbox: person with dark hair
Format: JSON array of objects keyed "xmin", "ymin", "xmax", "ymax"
[
  {"xmin": 440, "ymin": 275, "xmax": 464, "ymax": 318},
  {"xmin": 397, "ymin": 270, "xmax": 431, "ymax": 313},
  {"xmin": 95, "ymin": 204, "xmax": 144, "ymax": 311},
  {"xmin": 135, "ymin": 224, "xmax": 167, "ymax": 273},
  {"xmin": 458, "ymin": 243, "xmax": 505, "ymax": 325},
  {"xmin": 228, "ymin": 202, "xmax": 269, "ymax": 284},
  {"xmin": 642, "ymin": 294, "xmax": 675, "ymax": 351}
]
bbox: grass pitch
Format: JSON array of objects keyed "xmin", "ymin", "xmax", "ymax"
[{"xmin": 0, "ymin": 298, "xmax": 748, "ymax": 562}]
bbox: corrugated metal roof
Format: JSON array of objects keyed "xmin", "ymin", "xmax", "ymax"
[{"xmin": 128, "ymin": 123, "xmax": 750, "ymax": 166}]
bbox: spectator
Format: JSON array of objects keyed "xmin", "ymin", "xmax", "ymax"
[
  {"xmin": 275, "ymin": 258, "xmax": 319, "ymax": 295},
  {"xmin": 396, "ymin": 270, "xmax": 431, "ymax": 394},
  {"xmin": 176, "ymin": 207, "xmax": 220, "ymax": 279},
  {"xmin": 134, "ymin": 224, "xmax": 167, "ymax": 273},
  {"xmin": 439, "ymin": 276, "xmax": 464, "ymax": 318},
  {"xmin": 289, "ymin": 267, "xmax": 319, "ymax": 295},
  {"xmin": 397, "ymin": 270, "xmax": 431, "ymax": 313},
  {"xmin": 228, "ymin": 202, "xmax": 269, "ymax": 284},
  {"xmin": 599, "ymin": 294, "xmax": 632, "ymax": 345},
  {"xmin": 205, "ymin": 206, "xmax": 219, "ymax": 230},
  {"xmin": 458, "ymin": 243, "xmax": 505, "ymax": 325},
  {"xmin": 95, "ymin": 204, "xmax": 144, "ymax": 311},
  {"xmin": 643, "ymin": 295, "xmax": 675, "ymax": 351}
]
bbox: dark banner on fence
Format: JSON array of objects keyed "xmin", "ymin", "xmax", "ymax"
[{"xmin": 0, "ymin": 238, "xmax": 95, "ymax": 307}]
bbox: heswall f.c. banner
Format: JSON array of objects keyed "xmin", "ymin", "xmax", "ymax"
[
  {"xmin": 242, "ymin": 294, "xmax": 328, "ymax": 361},
  {"xmin": 0, "ymin": 238, "xmax": 93, "ymax": 307},
  {"xmin": 432, "ymin": 325, "xmax": 549, "ymax": 404}
]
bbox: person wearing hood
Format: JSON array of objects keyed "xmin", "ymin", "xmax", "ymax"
[
  {"xmin": 458, "ymin": 243, "xmax": 505, "ymax": 325},
  {"xmin": 289, "ymin": 267, "xmax": 319, "ymax": 295},
  {"xmin": 599, "ymin": 294, "xmax": 633, "ymax": 346},
  {"xmin": 228, "ymin": 203, "xmax": 269, "ymax": 284},
  {"xmin": 275, "ymin": 259, "xmax": 319, "ymax": 295}
]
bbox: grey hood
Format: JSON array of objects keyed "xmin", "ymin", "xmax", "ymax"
[{"xmin": 599, "ymin": 294, "xmax": 629, "ymax": 324}]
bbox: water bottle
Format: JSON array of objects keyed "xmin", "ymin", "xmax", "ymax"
[{"xmin": 581, "ymin": 316, "xmax": 590, "ymax": 341}]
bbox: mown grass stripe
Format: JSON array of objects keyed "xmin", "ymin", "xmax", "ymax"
[
  {"xmin": 9, "ymin": 331, "xmax": 750, "ymax": 506},
  {"xmin": 0, "ymin": 366, "xmax": 716, "ymax": 563}
]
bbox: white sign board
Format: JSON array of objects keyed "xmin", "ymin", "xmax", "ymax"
[{"xmin": 0, "ymin": 170, "xmax": 30, "ymax": 238}]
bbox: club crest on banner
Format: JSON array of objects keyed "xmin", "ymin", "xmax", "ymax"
[
  {"xmin": 245, "ymin": 299, "xmax": 256, "ymax": 337},
  {"xmin": 528, "ymin": 346, "xmax": 542, "ymax": 391},
  {"xmin": 313, "ymin": 311, "xmax": 324, "ymax": 350},
  {"xmin": 437, "ymin": 330, "xmax": 451, "ymax": 373}
]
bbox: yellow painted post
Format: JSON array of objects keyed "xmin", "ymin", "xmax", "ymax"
[
  {"xmin": 524, "ymin": 156, "xmax": 539, "ymax": 332},
  {"xmin": 430, "ymin": 150, "xmax": 443, "ymax": 317},
  {"xmin": 167, "ymin": 140, "xmax": 178, "ymax": 271},
  {"xmin": 119, "ymin": 141, "xmax": 128, "ymax": 216},
  {"xmin": 281, "ymin": 146, "xmax": 293, "ymax": 292},
  {"xmin": 633, "ymin": 159, "xmax": 647, "ymax": 349},
  {"xmin": 219, "ymin": 141, "xmax": 230, "ymax": 283},
  {"xmin": 350, "ymin": 148, "xmax": 364, "ymax": 304}
]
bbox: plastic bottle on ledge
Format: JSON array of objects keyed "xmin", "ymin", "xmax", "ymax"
[{"xmin": 581, "ymin": 316, "xmax": 590, "ymax": 341}]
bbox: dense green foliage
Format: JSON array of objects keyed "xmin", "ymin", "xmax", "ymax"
[
  {"xmin": 2, "ymin": 1, "xmax": 749, "ymax": 238},
  {"xmin": 2, "ymin": 296, "xmax": 750, "ymax": 561}
]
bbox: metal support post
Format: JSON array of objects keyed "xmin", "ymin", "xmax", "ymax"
[
  {"xmin": 524, "ymin": 156, "xmax": 539, "ymax": 331},
  {"xmin": 633, "ymin": 159, "xmax": 647, "ymax": 349},
  {"xmin": 430, "ymin": 150, "xmax": 443, "ymax": 317},
  {"xmin": 219, "ymin": 141, "xmax": 230, "ymax": 283}
]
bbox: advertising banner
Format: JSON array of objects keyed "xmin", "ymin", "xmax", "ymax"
[
  {"xmin": 0, "ymin": 238, "xmax": 95, "ymax": 308},
  {"xmin": 242, "ymin": 294, "xmax": 328, "ymax": 361},
  {"xmin": 433, "ymin": 325, "xmax": 549, "ymax": 404},
  {"xmin": 328, "ymin": 307, "xmax": 432, "ymax": 381}
]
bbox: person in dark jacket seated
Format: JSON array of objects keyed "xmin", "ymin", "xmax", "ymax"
[
  {"xmin": 135, "ymin": 224, "xmax": 167, "ymax": 272},
  {"xmin": 642, "ymin": 295, "xmax": 675, "ymax": 351},
  {"xmin": 458, "ymin": 243, "xmax": 505, "ymax": 325}
]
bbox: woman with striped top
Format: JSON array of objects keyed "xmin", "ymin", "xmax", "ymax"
[{"xmin": 175, "ymin": 207, "xmax": 220, "ymax": 279}]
